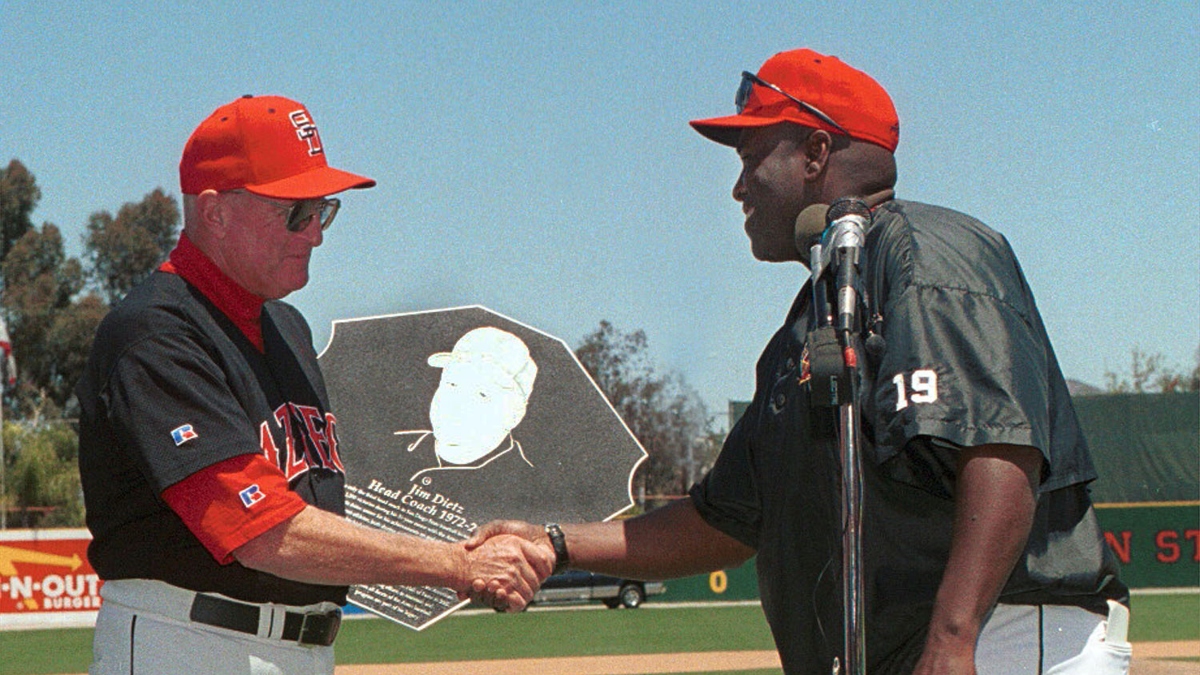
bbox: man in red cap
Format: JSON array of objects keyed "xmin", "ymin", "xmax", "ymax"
[
  {"xmin": 76, "ymin": 95, "xmax": 554, "ymax": 674},
  {"xmin": 469, "ymin": 50, "xmax": 1130, "ymax": 674}
]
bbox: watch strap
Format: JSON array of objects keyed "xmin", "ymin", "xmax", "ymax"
[{"xmin": 544, "ymin": 522, "xmax": 569, "ymax": 574}]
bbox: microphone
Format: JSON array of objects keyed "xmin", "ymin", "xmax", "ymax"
[
  {"xmin": 794, "ymin": 203, "xmax": 830, "ymax": 267},
  {"xmin": 823, "ymin": 198, "xmax": 870, "ymax": 334},
  {"xmin": 796, "ymin": 204, "xmax": 835, "ymax": 326}
]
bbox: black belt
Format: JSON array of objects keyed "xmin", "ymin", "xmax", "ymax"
[{"xmin": 188, "ymin": 593, "xmax": 341, "ymax": 646}]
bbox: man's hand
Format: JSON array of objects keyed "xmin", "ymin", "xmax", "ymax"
[
  {"xmin": 464, "ymin": 520, "xmax": 549, "ymax": 550},
  {"xmin": 912, "ymin": 637, "xmax": 977, "ymax": 675},
  {"xmin": 457, "ymin": 532, "xmax": 554, "ymax": 612},
  {"xmin": 461, "ymin": 521, "xmax": 552, "ymax": 611}
]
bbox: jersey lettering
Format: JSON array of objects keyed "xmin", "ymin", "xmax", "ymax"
[
  {"xmin": 259, "ymin": 403, "xmax": 345, "ymax": 482},
  {"xmin": 296, "ymin": 404, "xmax": 333, "ymax": 468},
  {"xmin": 276, "ymin": 405, "xmax": 308, "ymax": 480},
  {"xmin": 323, "ymin": 412, "xmax": 345, "ymax": 473},
  {"xmin": 893, "ymin": 369, "xmax": 939, "ymax": 411},
  {"xmin": 911, "ymin": 370, "xmax": 939, "ymax": 403},
  {"xmin": 259, "ymin": 421, "xmax": 281, "ymax": 467}
]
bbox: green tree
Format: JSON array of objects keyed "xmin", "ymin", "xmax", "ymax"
[
  {"xmin": 1104, "ymin": 346, "xmax": 1200, "ymax": 393},
  {"xmin": 1191, "ymin": 346, "xmax": 1200, "ymax": 392},
  {"xmin": 0, "ymin": 182, "xmax": 180, "ymax": 416},
  {"xmin": 45, "ymin": 294, "xmax": 110, "ymax": 408},
  {"xmin": 85, "ymin": 187, "xmax": 180, "ymax": 303},
  {"xmin": 0, "ymin": 223, "xmax": 90, "ymax": 415},
  {"xmin": 575, "ymin": 321, "xmax": 716, "ymax": 498},
  {"xmin": 0, "ymin": 160, "xmax": 40, "ymax": 264},
  {"xmin": 1, "ymin": 421, "xmax": 84, "ymax": 528},
  {"xmin": 0, "ymin": 162, "xmax": 182, "ymax": 527}
]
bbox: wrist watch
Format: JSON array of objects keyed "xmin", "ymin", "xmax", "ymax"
[{"xmin": 544, "ymin": 523, "xmax": 569, "ymax": 574}]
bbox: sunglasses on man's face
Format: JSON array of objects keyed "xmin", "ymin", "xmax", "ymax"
[
  {"xmin": 735, "ymin": 71, "xmax": 849, "ymax": 136},
  {"xmin": 239, "ymin": 192, "xmax": 341, "ymax": 233}
]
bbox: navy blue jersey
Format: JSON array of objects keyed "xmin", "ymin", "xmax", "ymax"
[{"xmin": 77, "ymin": 269, "xmax": 347, "ymax": 606}]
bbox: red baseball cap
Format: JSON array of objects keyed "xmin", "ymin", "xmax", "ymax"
[
  {"xmin": 690, "ymin": 49, "xmax": 899, "ymax": 153},
  {"xmin": 179, "ymin": 95, "xmax": 376, "ymax": 199}
]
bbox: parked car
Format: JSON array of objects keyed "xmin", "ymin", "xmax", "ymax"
[{"xmin": 531, "ymin": 570, "xmax": 666, "ymax": 609}]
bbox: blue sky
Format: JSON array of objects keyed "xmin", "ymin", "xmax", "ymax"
[{"xmin": 2, "ymin": 1, "xmax": 1197, "ymax": 428}]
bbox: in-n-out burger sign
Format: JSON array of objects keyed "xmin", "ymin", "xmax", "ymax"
[{"xmin": 0, "ymin": 529, "xmax": 102, "ymax": 625}]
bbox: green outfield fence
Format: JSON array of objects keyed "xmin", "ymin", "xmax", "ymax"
[
  {"xmin": 717, "ymin": 391, "xmax": 1200, "ymax": 593},
  {"xmin": 659, "ymin": 500, "xmax": 1198, "ymax": 603}
]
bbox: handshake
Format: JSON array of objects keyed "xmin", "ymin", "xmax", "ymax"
[{"xmin": 455, "ymin": 520, "xmax": 562, "ymax": 612}]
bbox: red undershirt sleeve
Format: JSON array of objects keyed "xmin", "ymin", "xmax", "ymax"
[{"xmin": 161, "ymin": 454, "xmax": 308, "ymax": 565}]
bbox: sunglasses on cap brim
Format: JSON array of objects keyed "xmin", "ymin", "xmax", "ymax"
[{"xmin": 736, "ymin": 71, "xmax": 849, "ymax": 136}]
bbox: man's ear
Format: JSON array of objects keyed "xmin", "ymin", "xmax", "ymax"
[
  {"xmin": 801, "ymin": 129, "xmax": 836, "ymax": 181},
  {"xmin": 194, "ymin": 190, "xmax": 231, "ymax": 238}
]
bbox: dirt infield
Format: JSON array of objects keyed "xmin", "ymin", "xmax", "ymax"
[
  {"xmin": 338, "ymin": 650, "xmax": 781, "ymax": 674},
  {"xmin": 49, "ymin": 641, "xmax": 1200, "ymax": 674},
  {"xmin": 335, "ymin": 642, "xmax": 1199, "ymax": 675}
]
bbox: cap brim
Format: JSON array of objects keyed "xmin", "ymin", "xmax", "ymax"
[
  {"xmin": 246, "ymin": 166, "xmax": 376, "ymax": 200},
  {"xmin": 689, "ymin": 114, "xmax": 787, "ymax": 147}
]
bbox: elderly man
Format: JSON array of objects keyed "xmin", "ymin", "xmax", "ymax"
[
  {"xmin": 76, "ymin": 95, "xmax": 553, "ymax": 674},
  {"xmin": 470, "ymin": 49, "xmax": 1130, "ymax": 675}
]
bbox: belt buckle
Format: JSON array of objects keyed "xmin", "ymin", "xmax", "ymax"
[{"xmin": 298, "ymin": 608, "xmax": 341, "ymax": 646}]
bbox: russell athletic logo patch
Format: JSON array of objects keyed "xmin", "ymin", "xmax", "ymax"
[
  {"xmin": 170, "ymin": 424, "xmax": 199, "ymax": 446},
  {"xmin": 239, "ymin": 484, "xmax": 265, "ymax": 508}
]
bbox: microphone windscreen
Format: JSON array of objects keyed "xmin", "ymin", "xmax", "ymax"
[
  {"xmin": 865, "ymin": 332, "xmax": 887, "ymax": 358},
  {"xmin": 794, "ymin": 203, "xmax": 830, "ymax": 255},
  {"xmin": 865, "ymin": 332, "xmax": 887, "ymax": 371},
  {"xmin": 825, "ymin": 197, "xmax": 871, "ymax": 225}
]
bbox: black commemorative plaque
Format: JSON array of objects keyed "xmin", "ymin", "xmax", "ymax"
[{"xmin": 319, "ymin": 306, "xmax": 646, "ymax": 629}]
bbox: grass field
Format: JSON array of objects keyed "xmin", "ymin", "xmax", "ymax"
[{"xmin": 0, "ymin": 595, "xmax": 1195, "ymax": 675}]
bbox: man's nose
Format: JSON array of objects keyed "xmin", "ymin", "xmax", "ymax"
[{"xmin": 298, "ymin": 216, "xmax": 323, "ymax": 247}]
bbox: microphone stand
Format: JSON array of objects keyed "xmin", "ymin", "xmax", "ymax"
[{"xmin": 809, "ymin": 201, "xmax": 869, "ymax": 675}]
